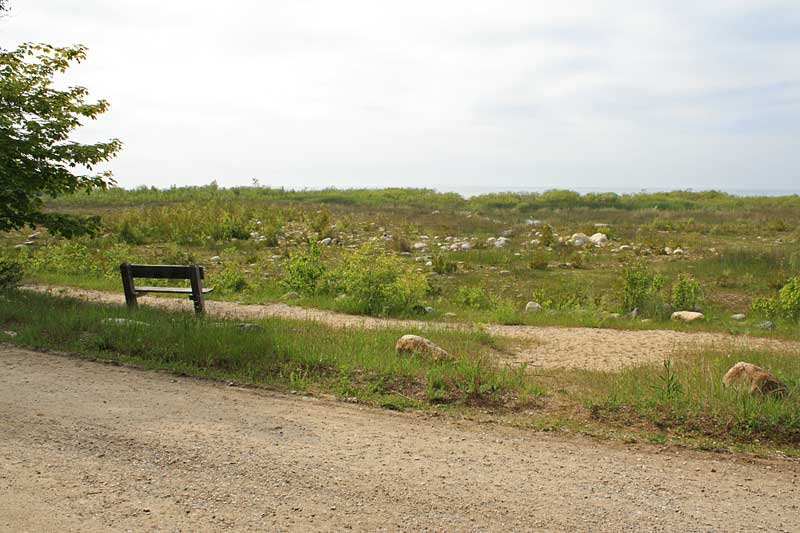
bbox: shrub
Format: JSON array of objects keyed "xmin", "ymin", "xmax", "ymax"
[
  {"xmin": 0, "ymin": 258, "xmax": 22, "ymax": 289},
  {"xmin": 528, "ymin": 250, "xmax": 549, "ymax": 270},
  {"xmin": 751, "ymin": 277, "xmax": 800, "ymax": 322},
  {"xmin": 621, "ymin": 262, "xmax": 665, "ymax": 314},
  {"xmin": 211, "ymin": 264, "xmax": 248, "ymax": 294},
  {"xmin": 671, "ymin": 274, "xmax": 702, "ymax": 311},
  {"xmin": 456, "ymin": 286, "xmax": 490, "ymax": 309},
  {"xmin": 283, "ymin": 244, "xmax": 325, "ymax": 295},
  {"xmin": 778, "ymin": 277, "xmax": 800, "ymax": 322},
  {"xmin": 330, "ymin": 243, "xmax": 428, "ymax": 316}
]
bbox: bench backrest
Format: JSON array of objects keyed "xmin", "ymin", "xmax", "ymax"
[{"xmin": 125, "ymin": 264, "xmax": 205, "ymax": 280}]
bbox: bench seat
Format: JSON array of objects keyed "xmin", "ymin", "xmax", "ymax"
[{"xmin": 135, "ymin": 286, "xmax": 215, "ymax": 295}]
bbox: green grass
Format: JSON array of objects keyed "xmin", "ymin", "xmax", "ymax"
[
  {"xmin": 579, "ymin": 350, "xmax": 800, "ymax": 445},
  {"xmin": 0, "ymin": 290, "xmax": 543, "ymax": 410}
]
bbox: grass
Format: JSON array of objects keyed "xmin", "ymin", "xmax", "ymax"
[
  {"xmin": 0, "ymin": 290, "xmax": 543, "ymax": 410},
  {"xmin": 3, "ymin": 290, "xmax": 800, "ymax": 452},
  {"xmin": 580, "ymin": 349, "xmax": 800, "ymax": 445}
]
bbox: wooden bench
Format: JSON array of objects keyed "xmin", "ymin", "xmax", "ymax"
[{"xmin": 119, "ymin": 263, "xmax": 214, "ymax": 315}]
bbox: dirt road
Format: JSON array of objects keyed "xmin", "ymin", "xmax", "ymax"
[
  {"xmin": 26, "ymin": 285, "xmax": 800, "ymax": 371},
  {"xmin": 1, "ymin": 346, "xmax": 798, "ymax": 532}
]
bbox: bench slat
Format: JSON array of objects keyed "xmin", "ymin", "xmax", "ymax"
[
  {"xmin": 127, "ymin": 264, "xmax": 205, "ymax": 280},
  {"xmin": 135, "ymin": 286, "xmax": 214, "ymax": 294}
]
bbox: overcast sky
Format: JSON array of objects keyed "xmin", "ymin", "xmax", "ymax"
[{"xmin": 3, "ymin": 1, "xmax": 800, "ymax": 192}]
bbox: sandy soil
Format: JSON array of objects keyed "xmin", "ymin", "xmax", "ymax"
[
  {"xmin": 1, "ymin": 345, "xmax": 799, "ymax": 532},
  {"xmin": 26, "ymin": 285, "xmax": 800, "ymax": 371}
]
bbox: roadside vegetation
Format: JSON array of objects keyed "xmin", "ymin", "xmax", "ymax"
[
  {"xmin": 3, "ymin": 185, "xmax": 800, "ymax": 338},
  {"xmin": 2, "ymin": 291, "xmax": 799, "ymax": 451}
]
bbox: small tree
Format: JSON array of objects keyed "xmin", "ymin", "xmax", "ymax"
[{"xmin": 0, "ymin": 43, "xmax": 122, "ymax": 236}]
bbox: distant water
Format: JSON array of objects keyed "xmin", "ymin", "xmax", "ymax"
[{"xmin": 434, "ymin": 186, "xmax": 800, "ymax": 198}]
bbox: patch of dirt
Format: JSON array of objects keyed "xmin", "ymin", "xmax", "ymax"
[
  {"xmin": 24, "ymin": 285, "xmax": 800, "ymax": 371},
  {"xmin": 2, "ymin": 345, "xmax": 799, "ymax": 532}
]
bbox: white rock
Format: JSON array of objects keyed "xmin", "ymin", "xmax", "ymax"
[
  {"xmin": 589, "ymin": 233, "xmax": 608, "ymax": 246},
  {"xmin": 460, "ymin": 242, "xmax": 471, "ymax": 251},
  {"xmin": 101, "ymin": 318, "xmax": 150, "ymax": 327},
  {"xmin": 525, "ymin": 301, "xmax": 543, "ymax": 313},
  {"xmin": 571, "ymin": 233, "xmax": 590, "ymax": 246},
  {"xmin": 318, "ymin": 237, "xmax": 332, "ymax": 245},
  {"xmin": 413, "ymin": 242, "xmax": 427, "ymax": 250},
  {"xmin": 395, "ymin": 335, "xmax": 450, "ymax": 361},
  {"xmin": 619, "ymin": 245, "xmax": 633, "ymax": 251},
  {"xmin": 731, "ymin": 313, "xmax": 746, "ymax": 321},
  {"xmin": 494, "ymin": 237, "xmax": 509, "ymax": 248},
  {"xmin": 671, "ymin": 311, "xmax": 704, "ymax": 322},
  {"xmin": 210, "ymin": 255, "xmax": 221, "ymax": 262}
]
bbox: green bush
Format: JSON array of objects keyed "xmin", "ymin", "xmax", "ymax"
[
  {"xmin": 0, "ymin": 258, "xmax": 22, "ymax": 289},
  {"xmin": 752, "ymin": 277, "xmax": 800, "ymax": 322},
  {"xmin": 211, "ymin": 264, "xmax": 248, "ymax": 294},
  {"xmin": 671, "ymin": 274, "xmax": 702, "ymax": 311},
  {"xmin": 329, "ymin": 243, "xmax": 428, "ymax": 316},
  {"xmin": 456, "ymin": 286, "xmax": 490, "ymax": 309},
  {"xmin": 528, "ymin": 250, "xmax": 549, "ymax": 270},
  {"xmin": 283, "ymin": 244, "xmax": 325, "ymax": 295},
  {"xmin": 621, "ymin": 262, "xmax": 665, "ymax": 314}
]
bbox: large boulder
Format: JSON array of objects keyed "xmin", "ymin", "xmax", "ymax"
[
  {"xmin": 723, "ymin": 362, "xmax": 787, "ymax": 396},
  {"xmin": 671, "ymin": 311, "xmax": 704, "ymax": 322},
  {"xmin": 395, "ymin": 335, "xmax": 450, "ymax": 361}
]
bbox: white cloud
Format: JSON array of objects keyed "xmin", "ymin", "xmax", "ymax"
[{"xmin": 3, "ymin": 0, "xmax": 799, "ymax": 191}]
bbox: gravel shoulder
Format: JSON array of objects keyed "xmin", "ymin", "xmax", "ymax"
[
  {"xmin": 2, "ymin": 345, "xmax": 800, "ymax": 532},
  {"xmin": 25, "ymin": 284, "xmax": 800, "ymax": 371}
]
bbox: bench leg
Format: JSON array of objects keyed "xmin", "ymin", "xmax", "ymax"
[
  {"xmin": 120, "ymin": 263, "xmax": 138, "ymax": 309},
  {"xmin": 189, "ymin": 265, "xmax": 205, "ymax": 315}
]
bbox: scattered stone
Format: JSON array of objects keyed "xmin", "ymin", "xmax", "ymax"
[
  {"xmin": 723, "ymin": 362, "xmax": 787, "ymax": 396},
  {"xmin": 619, "ymin": 245, "xmax": 633, "ymax": 251},
  {"xmin": 594, "ymin": 223, "xmax": 609, "ymax": 228},
  {"xmin": 671, "ymin": 311, "xmax": 704, "ymax": 322},
  {"xmin": 571, "ymin": 233, "xmax": 590, "ymax": 246},
  {"xmin": 236, "ymin": 323, "xmax": 263, "ymax": 330},
  {"xmin": 499, "ymin": 270, "xmax": 511, "ymax": 275},
  {"xmin": 673, "ymin": 248, "xmax": 684, "ymax": 255},
  {"xmin": 413, "ymin": 242, "xmax": 426, "ymax": 250},
  {"xmin": 13, "ymin": 244, "xmax": 25, "ymax": 250},
  {"xmin": 494, "ymin": 237, "xmax": 509, "ymax": 248},
  {"xmin": 629, "ymin": 307, "xmax": 639, "ymax": 318},
  {"xmin": 758, "ymin": 320, "xmax": 775, "ymax": 330},
  {"xmin": 589, "ymin": 233, "xmax": 608, "ymax": 246},
  {"xmin": 730, "ymin": 313, "xmax": 746, "ymax": 321},
  {"xmin": 317, "ymin": 237, "xmax": 332, "ymax": 245},
  {"xmin": 443, "ymin": 312, "xmax": 457, "ymax": 318},
  {"xmin": 525, "ymin": 301, "xmax": 543, "ymax": 313},
  {"xmin": 28, "ymin": 232, "xmax": 41, "ymax": 239},
  {"xmin": 101, "ymin": 318, "xmax": 150, "ymax": 327},
  {"xmin": 395, "ymin": 335, "xmax": 450, "ymax": 361},
  {"xmin": 281, "ymin": 291, "xmax": 300, "ymax": 300},
  {"xmin": 424, "ymin": 306, "xmax": 434, "ymax": 314},
  {"xmin": 3, "ymin": 330, "xmax": 17, "ymax": 337},
  {"xmin": 609, "ymin": 313, "xmax": 621, "ymax": 318},
  {"xmin": 210, "ymin": 255, "xmax": 221, "ymax": 262},
  {"xmin": 460, "ymin": 242, "xmax": 471, "ymax": 251}
]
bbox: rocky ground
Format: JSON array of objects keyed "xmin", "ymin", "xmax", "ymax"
[
  {"xmin": 26, "ymin": 285, "xmax": 800, "ymax": 371},
  {"xmin": 1, "ymin": 345, "xmax": 799, "ymax": 532}
]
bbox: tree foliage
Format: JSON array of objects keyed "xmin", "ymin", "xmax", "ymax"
[{"xmin": 0, "ymin": 43, "xmax": 121, "ymax": 235}]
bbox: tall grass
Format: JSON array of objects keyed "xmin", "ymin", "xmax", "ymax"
[{"xmin": 585, "ymin": 350, "xmax": 800, "ymax": 444}]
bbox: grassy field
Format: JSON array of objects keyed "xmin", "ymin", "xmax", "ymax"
[
  {"xmin": 2, "ymin": 290, "xmax": 799, "ymax": 451},
  {"xmin": 3, "ymin": 185, "xmax": 800, "ymax": 337}
]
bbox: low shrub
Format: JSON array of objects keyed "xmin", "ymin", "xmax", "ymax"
[
  {"xmin": 621, "ymin": 262, "xmax": 665, "ymax": 315},
  {"xmin": 431, "ymin": 254, "xmax": 457, "ymax": 274},
  {"xmin": 456, "ymin": 286, "xmax": 490, "ymax": 309},
  {"xmin": 752, "ymin": 277, "xmax": 800, "ymax": 322},
  {"xmin": 671, "ymin": 274, "xmax": 702, "ymax": 311},
  {"xmin": 329, "ymin": 243, "xmax": 428, "ymax": 316},
  {"xmin": 283, "ymin": 244, "xmax": 326, "ymax": 295},
  {"xmin": 0, "ymin": 258, "xmax": 22, "ymax": 289}
]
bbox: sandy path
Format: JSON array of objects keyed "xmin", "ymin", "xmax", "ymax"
[
  {"xmin": 1, "ymin": 345, "xmax": 799, "ymax": 532},
  {"xmin": 25, "ymin": 285, "xmax": 800, "ymax": 371}
]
